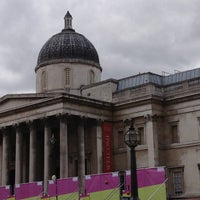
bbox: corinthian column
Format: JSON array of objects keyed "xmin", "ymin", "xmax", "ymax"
[
  {"xmin": 60, "ymin": 115, "xmax": 68, "ymax": 178},
  {"xmin": 96, "ymin": 120, "xmax": 102, "ymax": 173},
  {"xmin": 145, "ymin": 114, "xmax": 159, "ymax": 167},
  {"xmin": 29, "ymin": 122, "xmax": 37, "ymax": 182},
  {"xmin": 44, "ymin": 120, "xmax": 51, "ymax": 195},
  {"xmin": 78, "ymin": 118, "xmax": 85, "ymax": 196},
  {"xmin": 15, "ymin": 125, "xmax": 23, "ymax": 184},
  {"xmin": 2, "ymin": 128, "xmax": 9, "ymax": 186},
  {"xmin": 0, "ymin": 134, "xmax": 2, "ymax": 186}
]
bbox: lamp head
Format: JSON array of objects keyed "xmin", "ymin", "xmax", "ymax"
[{"xmin": 124, "ymin": 125, "xmax": 140, "ymax": 148}]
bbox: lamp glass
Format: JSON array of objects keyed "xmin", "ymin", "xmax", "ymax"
[{"xmin": 124, "ymin": 127, "xmax": 140, "ymax": 148}]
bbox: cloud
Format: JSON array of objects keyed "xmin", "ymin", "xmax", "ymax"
[{"xmin": 1, "ymin": 0, "xmax": 200, "ymax": 96}]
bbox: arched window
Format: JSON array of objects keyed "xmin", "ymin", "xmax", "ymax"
[
  {"xmin": 89, "ymin": 70, "xmax": 94, "ymax": 84},
  {"xmin": 65, "ymin": 68, "xmax": 71, "ymax": 87},
  {"xmin": 41, "ymin": 71, "xmax": 47, "ymax": 91}
]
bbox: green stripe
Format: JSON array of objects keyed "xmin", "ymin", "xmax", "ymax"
[{"xmin": 24, "ymin": 184, "xmax": 166, "ymax": 200}]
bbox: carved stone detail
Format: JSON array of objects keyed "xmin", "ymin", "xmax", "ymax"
[{"xmin": 144, "ymin": 114, "xmax": 163, "ymax": 122}]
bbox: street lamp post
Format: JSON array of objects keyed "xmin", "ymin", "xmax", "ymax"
[
  {"xmin": 52, "ymin": 175, "xmax": 58, "ymax": 200},
  {"xmin": 124, "ymin": 120, "xmax": 140, "ymax": 200}
]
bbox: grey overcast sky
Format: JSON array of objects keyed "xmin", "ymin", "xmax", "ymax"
[{"xmin": 1, "ymin": 0, "xmax": 200, "ymax": 96}]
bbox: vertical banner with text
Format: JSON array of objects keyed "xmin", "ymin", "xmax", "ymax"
[{"xmin": 102, "ymin": 122, "xmax": 113, "ymax": 173}]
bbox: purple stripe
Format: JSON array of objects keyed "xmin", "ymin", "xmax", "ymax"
[
  {"xmin": 48, "ymin": 177, "xmax": 78, "ymax": 196},
  {"xmin": 48, "ymin": 168, "xmax": 165, "ymax": 196},
  {"xmin": 0, "ymin": 186, "xmax": 11, "ymax": 199},
  {"xmin": 85, "ymin": 173, "xmax": 119, "ymax": 193},
  {"xmin": 126, "ymin": 168, "xmax": 165, "ymax": 188},
  {"xmin": 10, "ymin": 167, "xmax": 165, "ymax": 198},
  {"xmin": 14, "ymin": 182, "xmax": 43, "ymax": 200}
]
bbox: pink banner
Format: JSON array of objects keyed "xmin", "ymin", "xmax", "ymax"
[
  {"xmin": 1, "ymin": 167, "xmax": 166, "ymax": 199},
  {"xmin": 0, "ymin": 186, "xmax": 11, "ymax": 199},
  {"xmin": 14, "ymin": 182, "xmax": 43, "ymax": 200},
  {"xmin": 47, "ymin": 167, "xmax": 165, "ymax": 196},
  {"xmin": 126, "ymin": 167, "xmax": 166, "ymax": 189},
  {"xmin": 85, "ymin": 172, "xmax": 119, "ymax": 193},
  {"xmin": 48, "ymin": 177, "xmax": 78, "ymax": 197}
]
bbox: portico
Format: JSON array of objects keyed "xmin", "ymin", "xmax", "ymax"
[{"xmin": 0, "ymin": 93, "xmax": 112, "ymax": 195}]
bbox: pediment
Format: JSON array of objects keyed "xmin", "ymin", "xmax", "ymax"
[{"xmin": 0, "ymin": 93, "xmax": 51, "ymax": 112}]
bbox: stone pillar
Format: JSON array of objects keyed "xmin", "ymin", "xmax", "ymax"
[
  {"xmin": 0, "ymin": 133, "xmax": 3, "ymax": 186},
  {"xmin": 29, "ymin": 122, "xmax": 37, "ymax": 182},
  {"xmin": 2, "ymin": 128, "xmax": 9, "ymax": 186},
  {"xmin": 15, "ymin": 125, "xmax": 23, "ymax": 184},
  {"xmin": 145, "ymin": 114, "xmax": 159, "ymax": 167},
  {"xmin": 60, "ymin": 115, "xmax": 68, "ymax": 178},
  {"xmin": 78, "ymin": 118, "xmax": 85, "ymax": 196},
  {"xmin": 44, "ymin": 120, "xmax": 51, "ymax": 195},
  {"xmin": 22, "ymin": 139, "xmax": 28, "ymax": 183},
  {"xmin": 123, "ymin": 121, "xmax": 131, "ymax": 169},
  {"xmin": 96, "ymin": 120, "xmax": 102, "ymax": 173}
]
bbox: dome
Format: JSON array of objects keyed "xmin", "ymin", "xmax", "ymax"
[{"xmin": 36, "ymin": 12, "xmax": 101, "ymax": 70}]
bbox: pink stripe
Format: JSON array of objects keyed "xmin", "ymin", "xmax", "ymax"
[
  {"xmin": 48, "ymin": 177, "xmax": 78, "ymax": 196},
  {"xmin": 85, "ymin": 173, "xmax": 119, "ymax": 193},
  {"xmin": 0, "ymin": 186, "xmax": 11, "ymax": 199},
  {"xmin": 11, "ymin": 167, "xmax": 165, "ymax": 198},
  {"xmin": 126, "ymin": 168, "xmax": 165, "ymax": 189},
  {"xmin": 14, "ymin": 182, "xmax": 43, "ymax": 200}
]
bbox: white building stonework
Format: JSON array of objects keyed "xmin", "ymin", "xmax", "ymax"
[{"xmin": 0, "ymin": 11, "xmax": 200, "ymax": 199}]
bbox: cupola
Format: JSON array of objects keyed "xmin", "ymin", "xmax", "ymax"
[{"xmin": 35, "ymin": 11, "xmax": 102, "ymax": 94}]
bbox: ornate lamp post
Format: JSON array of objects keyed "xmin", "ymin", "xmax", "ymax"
[
  {"xmin": 52, "ymin": 175, "xmax": 58, "ymax": 200},
  {"xmin": 124, "ymin": 120, "xmax": 140, "ymax": 200}
]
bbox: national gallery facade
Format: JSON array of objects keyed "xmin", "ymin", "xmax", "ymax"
[{"xmin": 0, "ymin": 12, "xmax": 200, "ymax": 199}]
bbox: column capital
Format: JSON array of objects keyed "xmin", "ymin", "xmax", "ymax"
[
  {"xmin": 58, "ymin": 113, "xmax": 70, "ymax": 122},
  {"xmin": 28, "ymin": 120, "xmax": 37, "ymax": 129},
  {"xmin": 123, "ymin": 118, "xmax": 134, "ymax": 127},
  {"xmin": 26, "ymin": 119, "xmax": 36, "ymax": 125},
  {"xmin": 1, "ymin": 126, "xmax": 10, "ymax": 136},
  {"xmin": 144, "ymin": 114, "xmax": 163, "ymax": 122},
  {"xmin": 14, "ymin": 123, "xmax": 22, "ymax": 132},
  {"xmin": 96, "ymin": 119, "xmax": 103, "ymax": 126},
  {"xmin": 77, "ymin": 116, "xmax": 88, "ymax": 125},
  {"xmin": 80, "ymin": 115, "xmax": 88, "ymax": 120},
  {"xmin": 58, "ymin": 112, "xmax": 70, "ymax": 117},
  {"xmin": 41, "ymin": 117, "xmax": 51, "ymax": 126}
]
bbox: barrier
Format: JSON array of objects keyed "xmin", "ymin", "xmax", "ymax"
[{"xmin": 0, "ymin": 167, "xmax": 167, "ymax": 200}]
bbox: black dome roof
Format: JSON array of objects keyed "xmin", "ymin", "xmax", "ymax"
[{"xmin": 36, "ymin": 12, "xmax": 100, "ymax": 70}]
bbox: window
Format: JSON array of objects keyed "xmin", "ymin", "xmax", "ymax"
[
  {"xmin": 67, "ymin": 19, "xmax": 70, "ymax": 26},
  {"xmin": 65, "ymin": 68, "xmax": 70, "ymax": 87},
  {"xmin": 41, "ymin": 71, "xmax": 47, "ymax": 91},
  {"xmin": 168, "ymin": 121, "xmax": 179, "ymax": 144},
  {"xmin": 89, "ymin": 70, "xmax": 94, "ymax": 84},
  {"xmin": 170, "ymin": 124, "xmax": 179, "ymax": 143},
  {"xmin": 168, "ymin": 167, "xmax": 184, "ymax": 196},
  {"xmin": 117, "ymin": 131, "xmax": 125, "ymax": 148},
  {"xmin": 197, "ymin": 118, "xmax": 200, "ymax": 139},
  {"xmin": 138, "ymin": 127, "xmax": 145, "ymax": 145}
]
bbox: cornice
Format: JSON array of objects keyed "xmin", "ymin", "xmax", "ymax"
[
  {"xmin": 0, "ymin": 93, "xmax": 53, "ymax": 104},
  {"xmin": 113, "ymin": 95, "xmax": 163, "ymax": 111},
  {"xmin": 0, "ymin": 93, "xmax": 113, "ymax": 117},
  {"xmin": 160, "ymin": 140, "xmax": 200, "ymax": 150},
  {"xmin": 164, "ymin": 92, "xmax": 200, "ymax": 105}
]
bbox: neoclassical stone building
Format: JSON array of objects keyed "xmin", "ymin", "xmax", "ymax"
[{"xmin": 0, "ymin": 11, "xmax": 200, "ymax": 199}]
